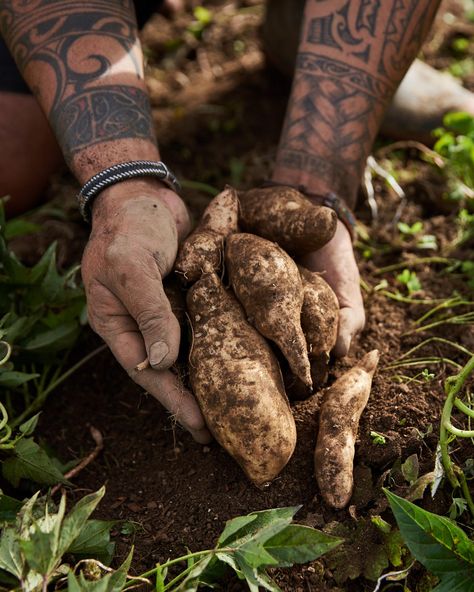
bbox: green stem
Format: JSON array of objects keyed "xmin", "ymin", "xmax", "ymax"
[
  {"xmin": 454, "ymin": 398, "xmax": 474, "ymax": 419},
  {"xmin": 439, "ymin": 355, "xmax": 474, "ymax": 489},
  {"xmin": 444, "ymin": 422, "xmax": 474, "ymax": 438},
  {"xmin": 128, "ymin": 548, "xmax": 233, "ymax": 590},
  {"xmin": 374, "ymin": 257, "xmax": 453, "ymax": 275},
  {"xmin": 163, "ymin": 562, "xmax": 198, "ymax": 590},
  {"xmin": 11, "ymin": 344, "xmax": 107, "ymax": 428},
  {"xmin": 456, "ymin": 466, "xmax": 474, "ymax": 521},
  {"xmin": 379, "ymin": 290, "xmax": 443, "ymax": 305},
  {"xmin": 403, "ymin": 312, "xmax": 474, "ymax": 336}
]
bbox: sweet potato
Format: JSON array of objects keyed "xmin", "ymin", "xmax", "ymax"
[
  {"xmin": 187, "ymin": 272, "xmax": 297, "ymax": 486},
  {"xmin": 238, "ymin": 186, "xmax": 337, "ymax": 255},
  {"xmin": 175, "ymin": 186, "xmax": 239, "ymax": 283},
  {"xmin": 226, "ymin": 233, "xmax": 312, "ymax": 388},
  {"xmin": 299, "ymin": 266, "xmax": 339, "ymax": 387},
  {"xmin": 314, "ymin": 350, "xmax": 380, "ymax": 509}
]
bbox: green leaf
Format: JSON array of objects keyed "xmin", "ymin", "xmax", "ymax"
[
  {"xmin": 58, "ymin": 487, "xmax": 106, "ymax": 557},
  {"xmin": 385, "ymin": 489, "xmax": 474, "ymax": 579},
  {"xmin": 4, "ymin": 220, "xmax": 40, "ymax": 241},
  {"xmin": 0, "ymin": 492, "xmax": 23, "ymax": 523},
  {"xmin": 174, "ymin": 554, "xmax": 215, "ymax": 592},
  {"xmin": 264, "ymin": 524, "xmax": 342, "ymax": 567},
  {"xmin": 222, "ymin": 507, "xmax": 300, "ymax": 548},
  {"xmin": 0, "ymin": 528, "xmax": 24, "ymax": 580},
  {"xmin": 218, "ymin": 514, "xmax": 258, "ymax": 545},
  {"xmin": 19, "ymin": 414, "xmax": 40, "ymax": 436},
  {"xmin": 22, "ymin": 321, "xmax": 80, "ymax": 353},
  {"xmin": 0, "ymin": 370, "xmax": 39, "ymax": 388},
  {"xmin": 19, "ymin": 495, "xmax": 66, "ymax": 576},
  {"xmin": 67, "ymin": 519, "xmax": 116, "ymax": 565},
  {"xmin": 2, "ymin": 438, "xmax": 67, "ymax": 487},
  {"xmin": 433, "ymin": 570, "xmax": 474, "ymax": 592}
]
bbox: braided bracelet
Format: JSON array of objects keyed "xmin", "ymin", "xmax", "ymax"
[
  {"xmin": 77, "ymin": 160, "xmax": 181, "ymax": 223},
  {"xmin": 261, "ymin": 180, "xmax": 356, "ymax": 241}
]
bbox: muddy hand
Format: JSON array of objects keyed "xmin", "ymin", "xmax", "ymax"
[
  {"xmin": 81, "ymin": 180, "xmax": 211, "ymax": 444},
  {"xmin": 299, "ymin": 220, "xmax": 365, "ymax": 358}
]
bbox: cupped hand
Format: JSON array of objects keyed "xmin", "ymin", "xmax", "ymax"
[
  {"xmin": 299, "ymin": 220, "xmax": 365, "ymax": 357},
  {"xmin": 81, "ymin": 180, "xmax": 211, "ymax": 444}
]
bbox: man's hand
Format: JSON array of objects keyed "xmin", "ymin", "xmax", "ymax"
[
  {"xmin": 299, "ymin": 220, "xmax": 365, "ymax": 357},
  {"xmin": 81, "ymin": 180, "xmax": 211, "ymax": 444}
]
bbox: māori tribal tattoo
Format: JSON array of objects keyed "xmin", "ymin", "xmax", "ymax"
[
  {"xmin": 275, "ymin": 0, "xmax": 440, "ymax": 205},
  {"xmin": 0, "ymin": 0, "xmax": 156, "ymax": 163}
]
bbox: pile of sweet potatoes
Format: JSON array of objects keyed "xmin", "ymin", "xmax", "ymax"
[{"xmin": 172, "ymin": 185, "xmax": 379, "ymax": 508}]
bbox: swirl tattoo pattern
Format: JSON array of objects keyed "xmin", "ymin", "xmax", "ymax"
[{"xmin": 0, "ymin": 0, "xmax": 156, "ymax": 164}]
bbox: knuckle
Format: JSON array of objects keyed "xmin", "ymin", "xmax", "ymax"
[{"xmin": 135, "ymin": 307, "xmax": 169, "ymax": 336}]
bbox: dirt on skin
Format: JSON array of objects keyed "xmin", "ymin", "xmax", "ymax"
[{"xmin": 11, "ymin": 0, "xmax": 473, "ymax": 590}]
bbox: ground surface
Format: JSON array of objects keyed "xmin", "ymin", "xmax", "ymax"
[{"xmin": 23, "ymin": 1, "xmax": 474, "ymax": 590}]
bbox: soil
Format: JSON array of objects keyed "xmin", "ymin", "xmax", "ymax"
[{"xmin": 13, "ymin": 0, "xmax": 474, "ymax": 590}]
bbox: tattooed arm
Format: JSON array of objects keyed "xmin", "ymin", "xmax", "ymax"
[
  {"xmin": 0, "ymin": 0, "xmax": 211, "ymax": 442},
  {"xmin": 272, "ymin": 0, "xmax": 440, "ymax": 356}
]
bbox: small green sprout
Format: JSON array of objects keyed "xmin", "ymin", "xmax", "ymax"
[
  {"xmin": 397, "ymin": 221, "xmax": 423, "ymax": 236},
  {"xmin": 396, "ymin": 269, "xmax": 422, "ymax": 294},
  {"xmin": 370, "ymin": 431, "xmax": 386, "ymax": 445}
]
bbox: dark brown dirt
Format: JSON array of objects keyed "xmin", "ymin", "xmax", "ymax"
[{"xmin": 19, "ymin": 0, "xmax": 474, "ymax": 590}]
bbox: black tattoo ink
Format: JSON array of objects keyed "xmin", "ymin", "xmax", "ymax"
[{"xmin": 0, "ymin": 0, "xmax": 156, "ymax": 163}]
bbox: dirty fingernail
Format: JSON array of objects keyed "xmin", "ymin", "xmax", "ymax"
[{"xmin": 149, "ymin": 341, "xmax": 169, "ymax": 368}]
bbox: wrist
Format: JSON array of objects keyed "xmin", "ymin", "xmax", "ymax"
[
  {"xmin": 271, "ymin": 163, "xmax": 358, "ymax": 210},
  {"xmin": 90, "ymin": 178, "xmax": 191, "ymax": 240}
]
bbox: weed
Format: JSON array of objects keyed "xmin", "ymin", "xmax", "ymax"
[{"xmin": 396, "ymin": 269, "xmax": 422, "ymax": 295}]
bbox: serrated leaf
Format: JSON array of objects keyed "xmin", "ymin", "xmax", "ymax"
[
  {"xmin": 0, "ymin": 528, "xmax": 24, "ymax": 580},
  {"xmin": 67, "ymin": 519, "xmax": 116, "ymax": 565},
  {"xmin": 0, "ymin": 370, "xmax": 39, "ymax": 388},
  {"xmin": 2, "ymin": 438, "xmax": 67, "ymax": 487},
  {"xmin": 58, "ymin": 488, "xmax": 106, "ymax": 557},
  {"xmin": 385, "ymin": 489, "xmax": 474, "ymax": 579},
  {"xmin": 264, "ymin": 524, "xmax": 342, "ymax": 567}
]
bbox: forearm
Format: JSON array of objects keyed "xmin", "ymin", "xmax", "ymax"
[
  {"xmin": 0, "ymin": 0, "xmax": 158, "ymax": 183},
  {"xmin": 272, "ymin": 0, "xmax": 441, "ymax": 208}
]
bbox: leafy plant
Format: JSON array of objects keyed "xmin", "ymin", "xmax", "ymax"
[
  {"xmin": 439, "ymin": 354, "xmax": 474, "ymax": 520},
  {"xmin": 0, "ymin": 496, "xmax": 342, "ymax": 592},
  {"xmin": 131, "ymin": 506, "xmax": 342, "ymax": 591},
  {"xmin": 0, "ymin": 487, "xmax": 117, "ymax": 591},
  {"xmin": 385, "ymin": 489, "xmax": 474, "ymax": 591},
  {"xmin": 434, "ymin": 112, "xmax": 474, "ymax": 201}
]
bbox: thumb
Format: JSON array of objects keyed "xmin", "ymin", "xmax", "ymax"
[
  {"xmin": 116, "ymin": 273, "xmax": 181, "ymax": 371},
  {"xmin": 333, "ymin": 306, "xmax": 366, "ymax": 358}
]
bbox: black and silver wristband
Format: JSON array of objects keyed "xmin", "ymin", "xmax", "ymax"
[{"xmin": 77, "ymin": 160, "xmax": 181, "ymax": 223}]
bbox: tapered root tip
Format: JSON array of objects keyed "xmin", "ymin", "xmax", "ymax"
[{"xmin": 360, "ymin": 349, "xmax": 380, "ymax": 375}]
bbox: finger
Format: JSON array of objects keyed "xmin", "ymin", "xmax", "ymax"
[
  {"xmin": 89, "ymin": 291, "xmax": 210, "ymax": 443},
  {"xmin": 112, "ymin": 269, "xmax": 181, "ymax": 371},
  {"xmin": 333, "ymin": 306, "xmax": 366, "ymax": 358}
]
